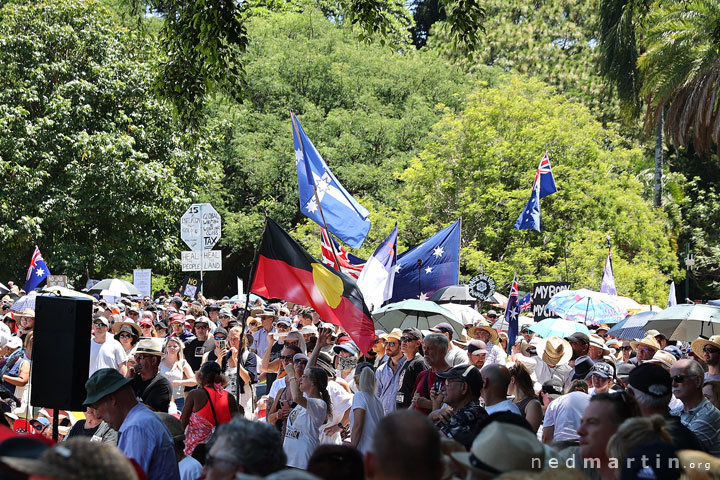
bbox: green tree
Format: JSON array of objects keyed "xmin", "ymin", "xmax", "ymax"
[
  {"xmin": 0, "ymin": 0, "xmax": 220, "ymax": 284},
  {"xmin": 399, "ymin": 75, "xmax": 681, "ymax": 303}
]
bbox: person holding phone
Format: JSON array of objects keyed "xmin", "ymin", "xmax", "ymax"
[{"xmin": 201, "ymin": 327, "xmax": 229, "ymax": 372}]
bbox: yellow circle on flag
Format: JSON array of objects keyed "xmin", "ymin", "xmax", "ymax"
[{"xmin": 311, "ymin": 263, "xmax": 343, "ymax": 309}]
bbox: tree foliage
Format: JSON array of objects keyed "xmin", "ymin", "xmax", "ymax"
[
  {"xmin": 399, "ymin": 76, "xmax": 681, "ymax": 303},
  {"xmin": 0, "ymin": 0, "xmax": 220, "ymax": 283}
]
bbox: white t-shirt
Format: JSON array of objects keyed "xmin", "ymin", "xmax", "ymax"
[
  {"xmin": 445, "ymin": 345, "xmax": 469, "ymax": 367},
  {"xmin": 350, "ymin": 391, "xmax": 384, "ymax": 454},
  {"xmin": 542, "ymin": 391, "xmax": 590, "ymax": 442},
  {"xmin": 89, "ymin": 337, "xmax": 128, "ymax": 376},
  {"xmin": 179, "ymin": 455, "xmax": 203, "ymax": 480},
  {"xmin": 283, "ymin": 397, "xmax": 327, "ymax": 469},
  {"xmin": 485, "ymin": 399, "xmax": 522, "ymax": 416},
  {"xmin": 268, "ymin": 377, "xmax": 286, "ymax": 401},
  {"xmin": 319, "ymin": 380, "xmax": 354, "ymax": 445},
  {"xmin": 160, "ymin": 360, "xmax": 189, "ymax": 400}
]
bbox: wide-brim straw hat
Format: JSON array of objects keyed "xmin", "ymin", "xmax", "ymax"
[
  {"xmin": 691, "ymin": 335, "xmax": 720, "ymax": 356},
  {"xmin": 646, "ymin": 350, "xmax": 677, "ymax": 369},
  {"xmin": 468, "ymin": 325, "xmax": 498, "ymax": 344},
  {"xmin": 589, "ymin": 334, "xmax": 611, "ymax": 356},
  {"xmin": 630, "ymin": 335, "xmax": 661, "ymax": 352},
  {"xmin": 541, "ymin": 336, "xmax": 572, "ymax": 366},
  {"xmin": 112, "ymin": 320, "xmax": 141, "ymax": 337}
]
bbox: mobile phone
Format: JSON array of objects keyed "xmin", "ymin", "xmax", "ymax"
[{"xmin": 219, "ymin": 340, "xmax": 226, "ymax": 350}]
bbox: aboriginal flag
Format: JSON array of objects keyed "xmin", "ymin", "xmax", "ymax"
[{"xmin": 250, "ymin": 218, "xmax": 375, "ymax": 353}]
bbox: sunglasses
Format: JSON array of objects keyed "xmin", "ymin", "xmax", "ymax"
[
  {"xmin": 135, "ymin": 354, "xmax": 153, "ymax": 360},
  {"xmin": 638, "ymin": 348, "xmax": 654, "ymax": 354},
  {"xmin": 93, "ymin": 322, "xmax": 107, "ymax": 328},
  {"xmin": 280, "ymin": 355, "xmax": 294, "ymax": 361},
  {"xmin": 141, "ymin": 325, "xmax": 152, "ymax": 329},
  {"xmin": 214, "ymin": 336, "xmax": 227, "ymax": 341},
  {"xmin": 703, "ymin": 346, "xmax": 720, "ymax": 354},
  {"xmin": 400, "ymin": 336, "xmax": 417, "ymax": 343},
  {"xmin": 195, "ymin": 325, "xmax": 209, "ymax": 330},
  {"xmin": 118, "ymin": 333, "xmax": 132, "ymax": 339},
  {"xmin": 294, "ymin": 358, "xmax": 308, "ymax": 365},
  {"xmin": 672, "ymin": 374, "xmax": 698, "ymax": 384},
  {"xmin": 620, "ymin": 346, "xmax": 632, "ymax": 351},
  {"xmin": 385, "ymin": 341, "xmax": 398, "ymax": 347},
  {"xmin": 374, "ymin": 339, "xmax": 384, "ymax": 344}
]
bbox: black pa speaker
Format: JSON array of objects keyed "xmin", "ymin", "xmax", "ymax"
[{"xmin": 32, "ymin": 295, "xmax": 93, "ymax": 410}]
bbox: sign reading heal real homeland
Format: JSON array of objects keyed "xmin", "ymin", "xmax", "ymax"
[{"xmin": 532, "ymin": 282, "xmax": 571, "ymax": 320}]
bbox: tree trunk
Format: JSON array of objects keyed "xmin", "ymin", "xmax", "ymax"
[{"xmin": 653, "ymin": 111, "xmax": 664, "ymax": 208}]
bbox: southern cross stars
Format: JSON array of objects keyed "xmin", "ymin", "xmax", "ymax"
[{"xmin": 432, "ymin": 246, "xmax": 444, "ymax": 258}]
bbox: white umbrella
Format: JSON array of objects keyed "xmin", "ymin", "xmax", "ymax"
[
  {"xmin": 372, "ymin": 299, "xmax": 465, "ymax": 339},
  {"xmin": 88, "ymin": 278, "xmax": 141, "ymax": 297},
  {"xmin": 41, "ymin": 286, "xmax": 96, "ymax": 301},
  {"xmin": 441, "ymin": 303, "xmax": 486, "ymax": 326},
  {"xmin": 10, "ymin": 291, "xmax": 37, "ymax": 313},
  {"xmin": 492, "ymin": 315, "xmax": 533, "ymax": 331}
]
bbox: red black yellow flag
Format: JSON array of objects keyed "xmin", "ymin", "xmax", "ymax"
[{"xmin": 250, "ymin": 218, "xmax": 375, "ymax": 353}]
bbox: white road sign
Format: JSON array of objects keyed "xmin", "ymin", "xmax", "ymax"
[
  {"xmin": 181, "ymin": 203, "xmax": 222, "ymax": 251},
  {"xmin": 182, "ymin": 250, "xmax": 222, "ymax": 272}
]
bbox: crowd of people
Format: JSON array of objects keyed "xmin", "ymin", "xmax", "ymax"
[{"xmin": 0, "ymin": 284, "xmax": 719, "ymax": 479}]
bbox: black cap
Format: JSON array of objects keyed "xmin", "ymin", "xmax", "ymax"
[
  {"xmin": 572, "ymin": 356, "xmax": 594, "ymax": 380},
  {"xmin": 565, "ymin": 333, "xmax": 590, "ymax": 345},
  {"xmin": 402, "ymin": 327, "xmax": 422, "ymax": 341},
  {"xmin": 436, "ymin": 365, "xmax": 483, "ymax": 397},
  {"xmin": 621, "ymin": 442, "xmax": 680, "ymax": 480},
  {"xmin": 628, "ymin": 363, "xmax": 671, "ymax": 398},
  {"xmin": 541, "ymin": 378, "xmax": 563, "ymax": 397}
]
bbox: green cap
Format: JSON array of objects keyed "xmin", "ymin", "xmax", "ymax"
[{"xmin": 83, "ymin": 368, "xmax": 132, "ymax": 406}]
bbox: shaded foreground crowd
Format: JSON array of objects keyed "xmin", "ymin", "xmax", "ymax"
[{"xmin": 0, "ymin": 291, "xmax": 720, "ymax": 479}]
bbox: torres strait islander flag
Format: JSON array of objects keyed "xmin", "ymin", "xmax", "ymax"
[{"xmin": 250, "ymin": 217, "xmax": 375, "ymax": 353}]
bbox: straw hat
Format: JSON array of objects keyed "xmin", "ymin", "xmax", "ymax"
[
  {"xmin": 646, "ymin": 350, "xmax": 677, "ymax": 369},
  {"xmin": 691, "ymin": 335, "xmax": 720, "ymax": 356},
  {"xmin": 588, "ymin": 334, "xmax": 611, "ymax": 356},
  {"xmin": 541, "ymin": 337, "xmax": 572, "ymax": 366},
  {"xmin": 468, "ymin": 325, "xmax": 498, "ymax": 344},
  {"xmin": 112, "ymin": 320, "xmax": 141, "ymax": 337},
  {"xmin": 630, "ymin": 335, "xmax": 661, "ymax": 352}
]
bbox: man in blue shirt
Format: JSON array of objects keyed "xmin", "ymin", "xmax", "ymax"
[{"xmin": 85, "ymin": 368, "xmax": 180, "ymax": 480}]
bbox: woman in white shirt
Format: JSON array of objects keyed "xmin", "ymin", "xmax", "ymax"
[
  {"xmin": 282, "ymin": 364, "xmax": 332, "ymax": 469},
  {"xmin": 160, "ymin": 337, "xmax": 196, "ymax": 413},
  {"xmin": 349, "ymin": 362, "xmax": 384, "ymax": 454}
]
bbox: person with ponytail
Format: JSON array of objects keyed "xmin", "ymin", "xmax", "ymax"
[
  {"xmin": 180, "ymin": 361, "xmax": 239, "ymax": 463},
  {"xmin": 282, "ymin": 363, "xmax": 332, "ymax": 468},
  {"xmin": 349, "ymin": 362, "xmax": 384, "ymax": 454}
]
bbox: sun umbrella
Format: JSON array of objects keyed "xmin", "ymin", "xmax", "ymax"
[
  {"xmin": 0, "ymin": 283, "xmax": 8, "ymax": 296},
  {"xmin": 88, "ymin": 278, "xmax": 141, "ymax": 297},
  {"xmin": 529, "ymin": 317, "xmax": 590, "ymax": 338},
  {"xmin": 492, "ymin": 315, "xmax": 534, "ymax": 331},
  {"xmin": 41, "ymin": 286, "xmax": 96, "ymax": 301},
  {"xmin": 440, "ymin": 303, "xmax": 486, "ymax": 326},
  {"xmin": 487, "ymin": 291, "xmax": 508, "ymax": 309},
  {"xmin": 10, "ymin": 291, "xmax": 37, "ymax": 314},
  {"xmin": 546, "ymin": 288, "xmax": 628, "ymax": 325},
  {"xmin": 642, "ymin": 304, "xmax": 720, "ymax": 342},
  {"xmin": 372, "ymin": 299, "xmax": 465, "ymax": 339},
  {"xmin": 615, "ymin": 296, "xmax": 642, "ymax": 312},
  {"xmin": 606, "ymin": 311, "xmax": 659, "ymax": 339},
  {"xmin": 428, "ymin": 285, "xmax": 476, "ymax": 304}
]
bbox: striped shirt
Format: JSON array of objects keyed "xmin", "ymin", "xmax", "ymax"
[{"xmin": 671, "ymin": 398, "xmax": 720, "ymax": 456}]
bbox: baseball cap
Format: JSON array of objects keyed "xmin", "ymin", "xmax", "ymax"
[
  {"xmin": 276, "ymin": 317, "xmax": 292, "ymax": 327},
  {"xmin": 381, "ymin": 329, "xmax": 402, "ymax": 342},
  {"xmin": 430, "ymin": 322, "xmax": 454, "ymax": 335},
  {"xmin": 92, "ymin": 314, "xmax": 109, "ymax": 327},
  {"xmin": 616, "ymin": 363, "xmax": 636, "ymax": 381},
  {"xmin": 402, "ymin": 328, "xmax": 422, "ymax": 341},
  {"xmin": 585, "ymin": 361, "xmax": 614, "ymax": 379},
  {"xmin": 663, "ymin": 345, "xmax": 682, "ymax": 360},
  {"xmin": 628, "ymin": 363, "xmax": 672, "ymax": 398},
  {"xmin": 467, "ymin": 339, "xmax": 488, "ymax": 355},
  {"xmin": 300, "ymin": 325, "xmax": 318, "ymax": 336},
  {"xmin": 541, "ymin": 378, "xmax": 563, "ymax": 398},
  {"xmin": 565, "ymin": 332, "xmax": 590, "ymax": 345},
  {"xmin": 138, "ymin": 319, "xmax": 153, "ymax": 327},
  {"xmin": 169, "ymin": 314, "xmax": 184, "ymax": 324},
  {"xmin": 436, "ymin": 365, "xmax": 484, "ymax": 397}
]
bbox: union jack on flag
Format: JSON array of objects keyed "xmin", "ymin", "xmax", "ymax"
[
  {"xmin": 532, "ymin": 152, "xmax": 558, "ymax": 199},
  {"xmin": 23, "ymin": 246, "xmax": 51, "ymax": 292},
  {"xmin": 518, "ymin": 293, "xmax": 531, "ymax": 312},
  {"xmin": 320, "ymin": 228, "xmax": 365, "ymax": 279}
]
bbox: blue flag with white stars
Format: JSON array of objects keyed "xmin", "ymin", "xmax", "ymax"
[
  {"xmin": 514, "ymin": 152, "xmax": 557, "ymax": 232},
  {"xmin": 23, "ymin": 246, "xmax": 50, "ymax": 292},
  {"xmin": 291, "ymin": 111, "xmax": 371, "ymax": 249},
  {"xmin": 389, "ymin": 220, "xmax": 460, "ymax": 303}
]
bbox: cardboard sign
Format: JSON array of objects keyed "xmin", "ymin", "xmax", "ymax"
[
  {"xmin": 532, "ymin": 282, "xmax": 571, "ymax": 320},
  {"xmin": 181, "ymin": 250, "xmax": 222, "ymax": 272},
  {"xmin": 180, "ymin": 276, "xmax": 201, "ymax": 300}
]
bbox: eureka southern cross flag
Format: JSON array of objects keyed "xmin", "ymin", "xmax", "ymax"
[
  {"xmin": 291, "ymin": 112, "xmax": 371, "ymax": 249},
  {"xmin": 24, "ymin": 246, "xmax": 50, "ymax": 292},
  {"xmin": 250, "ymin": 218, "xmax": 375, "ymax": 353}
]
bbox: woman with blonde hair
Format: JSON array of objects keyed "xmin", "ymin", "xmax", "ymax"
[
  {"xmin": 508, "ymin": 362, "xmax": 543, "ymax": 433},
  {"xmin": 160, "ymin": 336, "xmax": 196, "ymax": 413},
  {"xmin": 607, "ymin": 415, "xmax": 672, "ymax": 470},
  {"xmin": 350, "ymin": 362, "xmax": 384, "ymax": 454}
]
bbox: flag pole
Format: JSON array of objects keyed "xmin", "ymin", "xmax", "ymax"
[
  {"xmin": 236, "ymin": 213, "xmax": 268, "ymax": 402},
  {"xmin": 290, "ymin": 110, "xmax": 343, "ymax": 271}
]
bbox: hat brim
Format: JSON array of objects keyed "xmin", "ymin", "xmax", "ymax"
[
  {"xmin": 449, "ymin": 452, "xmax": 493, "ymax": 477},
  {"xmin": 691, "ymin": 338, "xmax": 720, "ymax": 355},
  {"xmin": 540, "ymin": 338, "xmax": 573, "ymax": 366},
  {"xmin": 83, "ymin": 376, "xmax": 132, "ymax": 406},
  {"xmin": 469, "ymin": 326, "xmax": 499, "ymax": 344},
  {"xmin": 0, "ymin": 456, "xmax": 74, "ymax": 478},
  {"xmin": 630, "ymin": 339, "xmax": 660, "ymax": 352},
  {"xmin": 112, "ymin": 321, "xmax": 141, "ymax": 337}
]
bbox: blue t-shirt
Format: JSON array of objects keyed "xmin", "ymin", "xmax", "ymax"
[{"xmin": 118, "ymin": 404, "xmax": 180, "ymax": 480}]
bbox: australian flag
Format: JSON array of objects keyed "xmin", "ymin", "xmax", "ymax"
[
  {"xmin": 514, "ymin": 152, "xmax": 557, "ymax": 232},
  {"xmin": 518, "ymin": 293, "xmax": 531, "ymax": 313},
  {"xmin": 389, "ymin": 220, "xmax": 460, "ymax": 303},
  {"xmin": 320, "ymin": 227, "xmax": 366, "ymax": 279},
  {"xmin": 291, "ymin": 111, "xmax": 371, "ymax": 249},
  {"xmin": 505, "ymin": 274, "xmax": 520, "ymax": 352},
  {"xmin": 24, "ymin": 246, "xmax": 50, "ymax": 292}
]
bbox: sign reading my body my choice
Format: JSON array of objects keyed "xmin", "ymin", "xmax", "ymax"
[{"xmin": 532, "ymin": 282, "xmax": 571, "ymax": 320}]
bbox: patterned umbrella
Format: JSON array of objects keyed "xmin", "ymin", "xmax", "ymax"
[
  {"xmin": 546, "ymin": 288, "xmax": 628, "ymax": 325},
  {"xmin": 528, "ymin": 317, "xmax": 590, "ymax": 338},
  {"xmin": 10, "ymin": 291, "xmax": 37, "ymax": 313},
  {"xmin": 606, "ymin": 311, "xmax": 660, "ymax": 339}
]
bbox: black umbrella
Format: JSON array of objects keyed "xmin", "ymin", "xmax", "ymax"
[{"xmin": 428, "ymin": 285, "xmax": 475, "ymax": 304}]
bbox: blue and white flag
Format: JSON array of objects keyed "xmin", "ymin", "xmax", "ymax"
[
  {"xmin": 600, "ymin": 248, "xmax": 617, "ymax": 295},
  {"xmin": 505, "ymin": 274, "xmax": 520, "ymax": 352},
  {"xmin": 24, "ymin": 246, "xmax": 50, "ymax": 292},
  {"xmin": 518, "ymin": 293, "xmax": 531, "ymax": 313},
  {"xmin": 357, "ymin": 223, "xmax": 398, "ymax": 311},
  {"xmin": 291, "ymin": 112, "xmax": 371, "ymax": 249},
  {"xmin": 667, "ymin": 281, "xmax": 677, "ymax": 307},
  {"xmin": 389, "ymin": 220, "xmax": 460, "ymax": 303},
  {"xmin": 514, "ymin": 152, "xmax": 557, "ymax": 232}
]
